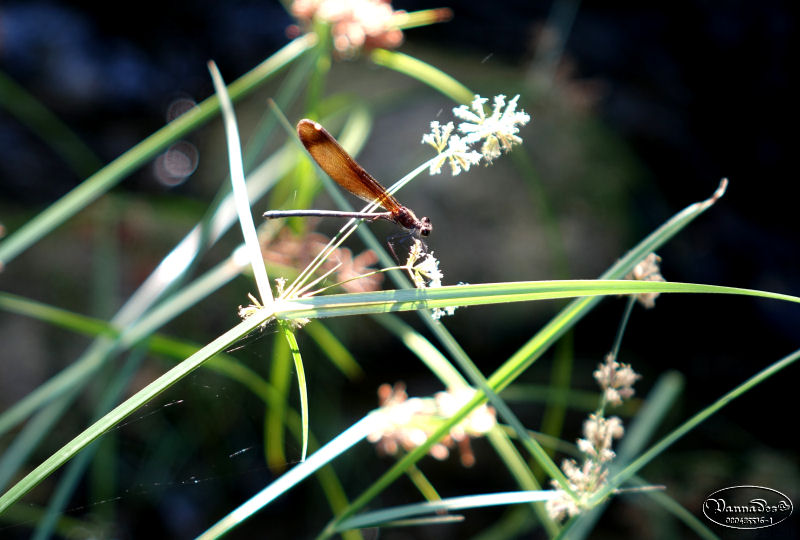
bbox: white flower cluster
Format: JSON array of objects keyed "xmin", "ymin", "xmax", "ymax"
[
  {"xmin": 626, "ymin": 252, "xmax": 665, "ymax": 309},
  {"xmin": 404, "ymin": 239, "xmax": 457, "ymax": 319},
  {"xmin": 422, "ymin": 94, "xmax": 531, "ymax": 175}
]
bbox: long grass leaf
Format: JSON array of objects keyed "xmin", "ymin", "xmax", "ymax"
[
  {"xmin": 209, "ymin": 61, "xmax": 273, "ymax": 305},
  {"xmin": 0, "ymin": 34, "xmax": 316, "ymax": 265},
  {"xmin": 0, "ymin": 310, "xmax": 271, "ymax": 515}
]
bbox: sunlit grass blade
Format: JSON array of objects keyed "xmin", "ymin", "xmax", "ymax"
[
  {"xmin": 266, "ymin": 335, "xmax": 292, "ymax": 469},
  {"xmin": 271, "ymin": 280, "xmax": 800, "ymax": 321},
  {"xmin": 404, "ymin": 464, "xmax": 442, "ymax": 505},
  {"xmin": 0, "ymin": 309, "xmax": 272, "ymax": 515},
  {"xmin": 304, "ymin": 321, "xmax": 364, "ymax": 380},
  {"xmin": 333, "ymin": 490, "xmax": 560, "ymax": 533},
  {"xmin": 490, "ymin": 180, "xmax": 730, "ymax": 395},
  {"xmin": 1, "ymin": 290, "xmax": 289, "ymax": 467},
  {"xmin": 0, "ymin": 136, "xmax": 291, "ymax": 442},
  {"xmin": 0, "ymin": 33, "xmax": 317, "ymax": 266},
  {"xmin": 279, "ymin": 323, "xmax": 309, "ymax": 461},
  {"xmin": 197, "ymin": 412, "xmax": 385, "ymax": 540},
  {"xmin": 0, "ymin": 288, "xmax": 357, "ymax": 524},
  {"xmin": 0, "ymin": 247, "xmax": 249, "ymax": 437},
  {"xmin": 116, "ymin": 142, "xmax": 293, "ymax": 323},
  {"xmin": 371, "ymin": 314, "xmax": 466, "ymax": 388},
  {"xmin": 33, "ymin": 350, "xmax": 145, "ymax": 540},
  {"xmin": 209, "ymin": 60, "xmax": 273, "ymax": 305},
  {"xmin": 370, "ymin": 49, "xmax": 474, "ymax": 104},
  {"xmin": 484, "ymin": 427, "xmax": 558, "ymax": 536},
  {"xmin": 388, "ymin": 8, "xmax": 453, "ymax": 31}
]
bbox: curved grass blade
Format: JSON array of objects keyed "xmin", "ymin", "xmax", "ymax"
[
  {"xmin": 0, "ymin": 33, "xmax": 317, "ymax": 266},
  {"xmin": 0, "ymin": 70, "xmax": 102, "ymax": 178},
  {"xmin": 335, "ymin": 490, "xmax": 560, "ymax": 533},
  {"xmin": 0, "ymin": 309, "xmax": 272, "ymax": 515},
  {"xmin": 197, "ymin": 412, "xmax": 385, "ymax": 540},
  {"xmin": 304, "ymin": 321, "xmax": 364, "ymax": 380},
  {"xmin": 370, "ymin": 49, "xmax": 474, "ymax": 105},
  {"xmin": 279, "ymin": 322, "xmax": 309, "ymax": 461},
  {"xmin": 208, "ymin": 60, "xmax": 273, "ymax": 305},
  {"xmin": 371, "ymin": 314, "xmax": 465, "ymax": 388},
  {"xmin": 272, "ymin": 280, "xmax": 800, "ymax": 321},
  {"xmin": 0, "ymin": 248, "xmax": 248, "ymax": 437}
]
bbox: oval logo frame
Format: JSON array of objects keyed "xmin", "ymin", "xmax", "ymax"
[{"xmin": 703, "ymin": 485, "xmax": 793, "ymax": 530}]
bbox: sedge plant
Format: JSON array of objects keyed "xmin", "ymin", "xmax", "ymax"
[{"xmin": 1, "ymin": 2, "xmax": 798, "ymax": 539}]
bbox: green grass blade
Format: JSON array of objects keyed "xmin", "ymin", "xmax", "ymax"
[
  {"xmin": 0, "ymin": 250, "xmax": 246, "ymax": 436},
  {"xmin": 616, "ymin": 372, "xmax": 685, "ymax": 463},
  {"xmin": 0, "ymin": 292, "xmax": 113, "ymax": 338},
  {"xmin": 0, "ymin": 70, "xmax": 102, "ymax": 177},
  {"xmin": 0, "ymin": 389, "xmax": 80, "ymax": 493},
  {"xmin": 334, "ymin": 490, "xmax": 559, "ymax": 533},
  {"xmin": 0, "ymin": 310, "xmax": 272, "ymax": 515},
  {"xmin": 272, "ymin": 280, "xmax": 800, "ymax": 321},
  {"xmin": 370, "ymin": 49, "xmax": 474, "ymax": 104},
  {"xmin": 304, "ymin": 321, "xmax": 364, "ymax": 380},
  {"xmin": 484, "ymin": 428, "xmax": 558, "ymax": 536},
  {"xmin": 490, "ymin": 180, "xmax": 729, "ymax": 395},
  {"xmin": 0, "ymin": 33, "xmax": 316, "ymax": 266},
  {"xmin": 198, "ymin": 412, "xmax": 384, "ymax": 540},
  {"xmin": 267, "ymin": 336, "xmax": 292, "ymax": 469},
  {"xmin": 280, "ymin": 323, "xmax": 309, "ymax": 461},
  {"xmin": 371, "ymin": 314, "xmax": 466, "ymax": 388},
  {"xmin": 208, "ymin": 60, "xmax": 273, "ymax": 305},
  {"xmin": 32, "ymin": 349, "xmax": 145, "ymax": 540},
  {"xmin": 0, "ymin": 288, "xmax": 356, "ymax": 529}
]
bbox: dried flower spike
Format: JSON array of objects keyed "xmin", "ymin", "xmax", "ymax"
[
  {"xmin": 289, "ymin": 0, "xmax": 404, "ymax": 57},
  {"xmin": 626, "ymin": 252, "xmax": 665, "ymax": 308},
  {"xmin": 368, "ymin": 383, "xmax": 496, "ymax": 467},
  {"xmin": 547, "ymin": 350, "xmax": 640, "ymax": 520},
  {"xmin": 593, "ymin": 353, "xmax": 641, "ymax": 406},
  {"xmin": 546, "ymin": 413, "xmax": 625, "ymax": 521}
]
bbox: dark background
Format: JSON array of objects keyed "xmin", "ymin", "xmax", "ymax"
[{"xmin": 1, "ymin": 1, "xmax": 797, "ymax": 538}]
